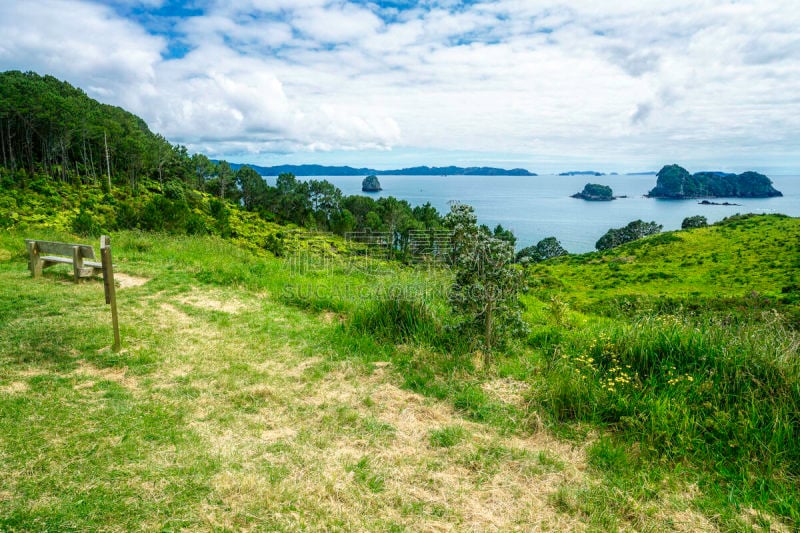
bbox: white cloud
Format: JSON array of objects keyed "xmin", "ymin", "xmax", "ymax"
[
  {"xmin": 1, "ymin": 0, "xmax": 799, "ymax": 170},
  {"xmin": 292, "ymin": 4, "xmax": 383, "ymax": 43},
  {"xmin": 0, "ymin": 0, "xmax": 163, "ymax": 86}
]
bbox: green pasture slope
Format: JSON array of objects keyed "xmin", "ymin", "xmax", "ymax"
[
  {"xmin": 532, "ymin": 213, "xmax": 800, "ymax": 321},
  {"xmin": 0, "ymin": 214, "xmax": 798, "ymax": 531}
]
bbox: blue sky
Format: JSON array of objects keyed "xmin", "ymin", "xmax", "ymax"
[{"xmin": 1, "ymin": 0, "xmax": 799, "ymax": 174}]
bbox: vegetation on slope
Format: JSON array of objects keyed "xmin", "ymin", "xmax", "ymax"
[{"xmin": 1, "ymin": 213, "xmax": 798, "ymax": 530}]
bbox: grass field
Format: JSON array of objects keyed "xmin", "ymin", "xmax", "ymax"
[{"xmin": 0, "ymin": 216, "xmax": 798, "ymax": 531}]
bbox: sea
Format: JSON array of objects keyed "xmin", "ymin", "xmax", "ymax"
[{"xmin": 263, "ymin": 174, "xmax": 800, "ymax": 253}]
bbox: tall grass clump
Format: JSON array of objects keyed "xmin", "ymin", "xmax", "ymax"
[
  {"xmin": 531, "ymin": 313, "xmax": 800, "ymax": 521},
  {"xmin": 348, "ymin": 297, "xmax": 440, "ymax": 344}
]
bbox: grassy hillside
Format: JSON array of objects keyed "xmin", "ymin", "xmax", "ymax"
[
  {"xmin": 0, "ymin": 215, "xmax": 798, "ymax": 531},
  {"xmin": 532, "ymin": 214, "xmax": 800, "ymax": 324}
]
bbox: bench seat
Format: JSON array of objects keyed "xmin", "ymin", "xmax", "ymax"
[{"xmin": 41, "ymin": 256, "xmax": 102, "ymax": 269}]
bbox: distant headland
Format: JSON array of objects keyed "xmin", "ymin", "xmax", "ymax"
[
  {"xmin": 226, "ymin": 163, "xmax": 536, "ymax": 177},
  {"xmin": 560, "ymin": 170, "xmax": 604, "ymax": 176},
  {"xmin": 647, "ymin": 164, "xmax": 783, "ymax": 199}
]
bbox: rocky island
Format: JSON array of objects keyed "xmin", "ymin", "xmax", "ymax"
[
  {"xmin": 647, "ymin": 164, "xmax": 782, "ymax": 199},
  {"xmin": 361, "ymin": 175, "xmax": 382, "ymax": 192},
  {"xmin": 571, "ymin": 183, "xmax": 615, "ymax": 201}
]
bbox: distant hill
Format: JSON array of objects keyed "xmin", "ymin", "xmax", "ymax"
[
  {"xmin": 559, "ymin": 170, "xmax": 604, "ymax": 176},
  {"xmin": 626, "ymin": 171, "xmax": 657, "ymax": 175},
  {"xmin": 648, "ymin": 164, "xmax": 782, "ymax": 198},
  {"xmin": 224, "ymin": 163, "xmax": 536, "ymax": 176}
]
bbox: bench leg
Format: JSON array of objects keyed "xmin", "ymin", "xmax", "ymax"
[
  {"xmin": 72, "ymin": 246, "xmax": 83, "ymax": 283},
  {"xmin": 27, "ymin": 241, "xmax": 43, "ymax": 278}
]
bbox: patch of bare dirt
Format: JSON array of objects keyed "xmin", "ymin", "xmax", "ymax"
[
  {"xmin": 0, "ymin": 382, "xmax": 29, "ymax": 394},
  {"xmin": 159, "ymin": 303, "xmax": 193, "ymax": 325},
  {"xmin": 481, "ymin": 378, "xmax": 528, "ymax": 406},
  {"xmin": 72, "ymin": 360, "xmax": 139, "ymax": 391},
  {"xmin": 16, "ymin": 368, "xmax": 48, "ymax": 378},
  {"xmin": 370, "ymin": 382, "xmax": 460, "ymax": 441},
  {"xmin": 283, "ymin": 356, "xmax": 322, "ymax": 378},
  {"xmin": 115, "ymin": 273, "xmax": 150, "ymax": 289},
  {"xmin": 664, "ymin": 509, "xmax": 719, "ymax": 532},
  {"xmin": 321, "ymin": 311, "xmax": 342, "ymax": 324},
  {"xmin": 740, "ymin": 507, "xmax": 792, "ymax": 533},
  {"xmin": 177, "ymin": 288, "xmax": 245, "ymax": 313}
]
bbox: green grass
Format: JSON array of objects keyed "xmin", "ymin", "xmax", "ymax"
[
  {"xmin": 530, "ymin": 214, "xmax": 800, "ymax": 324},
  {"xmin": 1, "ymin": 214, "xmax": 799, "ymax": 530},
  {"xmin": 429, "ymin": 425, "xmax": 468, "ymax": 448}
]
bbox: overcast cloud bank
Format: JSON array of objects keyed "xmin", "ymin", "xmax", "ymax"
[{"xmin": 1, "ymin": 0, "xmax": 798, "ymax": 173}]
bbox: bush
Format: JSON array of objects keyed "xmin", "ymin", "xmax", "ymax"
[
  {"xmin": 517, "ymin": 236, "xmax": 568, "ymax": 264},
  {"xmin": 444, "ymin": 203, "xmax": 528, "ymax": 357},
  {"xmin": 139, "ymin": 194, "xmax": 190, "ymax": 233},
  {"xmin": 72, "ymin": 208, "xmax": 103, "ymax": 237},
  {"xmin": 681, "ymin": 215, "xmax": 708, "ymax": 229},
  {"xmin": 596, "ymin": 220, "xmax": 662, "ymax": 250}
]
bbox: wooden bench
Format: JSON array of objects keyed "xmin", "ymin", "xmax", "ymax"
[{"xmin": 25, "ymin": 239, "xmax": 103, "ymax": 282}]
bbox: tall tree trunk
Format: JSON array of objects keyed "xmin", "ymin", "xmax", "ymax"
[
  {"xmin": 60, "ymin": 136, "xmax": 68, "ymax": 183},
  {"xmin": 87, "ymin": 138, "xmax": 97, "ymax": 183},
  {"xmin": 7, "ymin": 121, "xmax": 16, "ymax": 173},
  {"xmin": 0, "ymin": 118, "xmax": 7, "ymax": 169},
  {"xmin": 104, "ymin": 130, "xmax": 112, "ymax": 192},
  {"xmin": 25, "ymin": 125, "xmax": 34, "ymax": 177},
  {"xmin": 81, "ymin": 133, "xmax": 91, "ymax": 184}
]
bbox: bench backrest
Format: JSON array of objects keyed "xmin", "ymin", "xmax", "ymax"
[{"xmin": 26, "ymin": 240, "xmax": 96, "ymax": 260}]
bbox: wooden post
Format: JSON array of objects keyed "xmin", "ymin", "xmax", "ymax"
[
  {"xmin": 72, "ymin": 245, "xmax": 83, "ymax": 283},
  {"xmin": 26, "ymin": 240, "xmax": 42, "ymax": 278},
  {"xmin": 100, "ymin": 235, "xmax": 121, "ymax": 352}
]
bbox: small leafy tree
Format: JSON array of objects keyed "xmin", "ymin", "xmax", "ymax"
[
  {"xmin": 596, "ymin": 220, "xmax": 662, "ymax": 250},
  {"xmin": 491, "ymin": 224, "xmax": 517, "ymax": 247},
  {"xmin": 444, "ymin": 203, "xmax": 527, "ymax": 362},
  {"xmin": 681, "ymin": 215, "xmax": 708, "ymax": 229},
  {"xmin": 516, "ymin": 236, "xmax": 568, "ymax": 264}
]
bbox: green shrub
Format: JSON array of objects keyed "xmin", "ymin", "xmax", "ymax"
[
  {"xmin": 72, "ymin": 209, "xmax": 103, "ymax": 237},
  {"xmin": 596, "ymin": 220, "xmax": 662, "ymax": 250},
  {"xmin": 348, "ymin": 297, "xmax": 438, "ymax": 343},
  {"xmin": 681, "ymin": 215, "xmax": 708, "ymax": 229}
]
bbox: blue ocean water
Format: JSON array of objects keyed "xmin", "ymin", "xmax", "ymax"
[{"xmin": 266, "ymin": 174, "xmax": 800, "ymax": 253}]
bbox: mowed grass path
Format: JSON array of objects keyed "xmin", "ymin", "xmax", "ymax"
[{"xmin": 0, "ymin": 230, "xmax": 721, "ymax": 531}]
